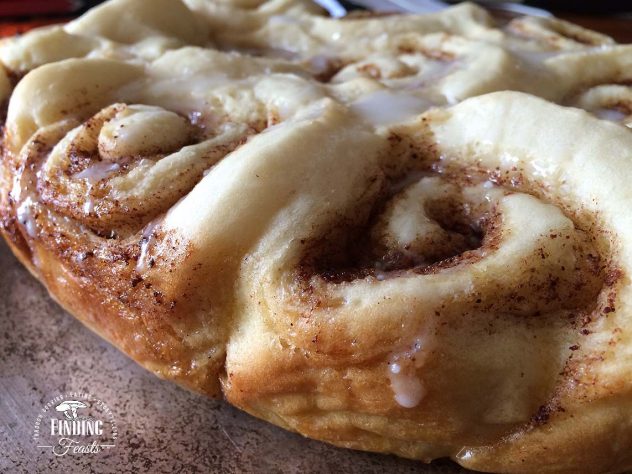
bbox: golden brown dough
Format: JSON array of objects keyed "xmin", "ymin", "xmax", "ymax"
[{"xmin": 1, "ymin": 1, "xmax": 631, "ymax": 473}]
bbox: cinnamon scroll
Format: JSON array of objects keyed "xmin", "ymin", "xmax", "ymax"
[{"xmin": 1, "ymin": 1, "xmax": 632, "ymax": 474}]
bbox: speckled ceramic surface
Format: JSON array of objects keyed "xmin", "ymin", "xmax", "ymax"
[{"xmin": 0, "ymin": 240, "xmax": 467, "ymax": 474}]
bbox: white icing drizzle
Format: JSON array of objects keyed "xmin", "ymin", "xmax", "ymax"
[
  {"xmin": 83, "ymin": 198, "xmax": 95, "ymax": 214},
  {"xmin": 407, "ymin": 59, "xmax": 459, "ymax": 90},
  {"xmin": 136, "ymin": 217, "xmax": 163, "ymax": 273},
  {"xmin": 16, "ymin": 197, "xmax": 37, "ymax": 237},
  {"xmin": 593, "ymin": 107, "xmax": 628, "ymax": 123},
  {"xmin": 387, "ymin": 338, "xmax": 427, "ymax": 408},
  {"xmin": 308, "ymin": 55, "xmax": 332, "ymax": 76},
  {"xmin": 268, "ymin": 15, "xmax": 301, "ymax": 26},
  {"xmin": 511, "ymin": 48, "xmax": 565, "ymax": 65},
  {"xmin": 456, "ymin": 448, "xmax": 475, "ymax": 461},
  {"xmin": 73, "ymin": 162, "xmax": 121, "ymax": 215},
  {"xmin": 31, "ymin": 249, "xmax": 42, "ymax": 269},
  {"xmin": 10, "ymin": 174, "xmax": 22, "ymax": 202},
  {"xmin": 73, "ymin": 162, "xmax": 121, "ymax": 183},
  {"xmin": 188, "ymin": 110, "xmax": 203, "ymax": 126},
  {"xmin": 351, "ymin": 90, "xmax": 433, "ymax": 126}
]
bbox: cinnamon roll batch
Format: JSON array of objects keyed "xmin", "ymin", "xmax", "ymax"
[{"xmin": 1, "ymin": 1, "xmax": 631, "ymax": 473}]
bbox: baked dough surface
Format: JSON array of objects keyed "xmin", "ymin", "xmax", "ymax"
[{"xmin": 1, "ymin": 1, "xmax": 631, "ymax": 473}]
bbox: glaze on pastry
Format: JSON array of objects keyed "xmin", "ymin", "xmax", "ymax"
[{"xmin": 1, "ymin": 1, "xmax": 631, "ymax": 473}]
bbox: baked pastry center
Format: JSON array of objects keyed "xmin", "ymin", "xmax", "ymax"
[{"xmin": 1, "ymin": 1, "xmax": 631, "ymax": 473}]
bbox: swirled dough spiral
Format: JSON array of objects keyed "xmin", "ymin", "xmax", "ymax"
[{"xmin": 1, "ymin": 1, "xmax": 631, "ymax": 473}]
